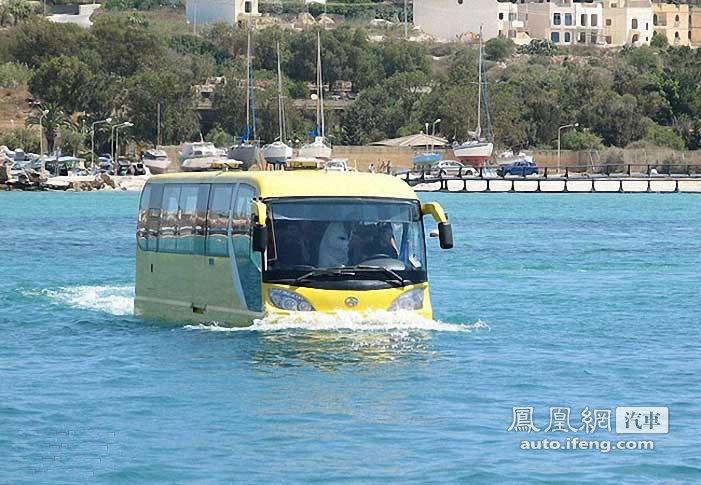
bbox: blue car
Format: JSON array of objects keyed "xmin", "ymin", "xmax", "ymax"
[{"xmin": 497, "ymin": 160, "xmax": 539, "ymax": 177}]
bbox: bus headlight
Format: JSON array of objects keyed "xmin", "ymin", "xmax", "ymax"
[
  {"xmin": 388, "ymin": 288, "xmax": 425, "ymax": 311},
  {"xmin": 268, "ymin": 288, "xmax": 315, "ymax": 312}
]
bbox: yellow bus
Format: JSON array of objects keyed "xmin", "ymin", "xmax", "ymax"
[{"xmin": 134, "ymin": 171, "xmax": 453, "ymax": 326}]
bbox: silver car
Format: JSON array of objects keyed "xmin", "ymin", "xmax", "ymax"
[{"xmin": 430, "ymin": 160, "xmax": 477, "ymax": 177}]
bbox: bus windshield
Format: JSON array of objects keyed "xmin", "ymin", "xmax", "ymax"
[{"xmin": 264, "ymin": 198, "xmax": 427, "ymax": 288}]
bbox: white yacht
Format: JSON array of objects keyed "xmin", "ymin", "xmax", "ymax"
[
  {"xmin": 179, "ymin": 142, "xmax": 226, "ymax": 172},
  {"xmin": 141, "ymin": 148, "xmax": 172, "ymax": 175}
]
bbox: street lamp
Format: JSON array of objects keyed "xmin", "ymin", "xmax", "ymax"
[
  {"xmin": 114, "ymin": 122, "xmax": 133, "ymax": 171},
  {"xmin": 431, "ymin": 118, "xmax": 442, "ymax": 152},
  {"xmin": 39, "ymin": 109, "xmax": 49, "ymax": 176},
  {"xmin": 91, "ymin": 117, "xmax": 112, "ymax": 170},
  {"xmin": 558, "ymin": 122, "xmax": 579, "ymax": 173}
]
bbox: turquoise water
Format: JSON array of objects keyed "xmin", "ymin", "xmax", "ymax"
[{"xmin": 1, "ymin": 191, "xmax": 700, "ymax": 483}]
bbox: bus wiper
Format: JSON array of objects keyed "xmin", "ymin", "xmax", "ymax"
[
  {"xmin": 353, "ymin": 265, "xmax": 408, "ymax": 287},
  {"xmin": 293, "ymin": 266, "xmax": 406, "ymax": 287},
  {"xmin": 294, "ymin": 268, "xmax": 346, "ymax": 284}
]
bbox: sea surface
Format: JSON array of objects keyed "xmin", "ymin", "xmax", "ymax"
[{"xmin": 1, "ymin": 191, "xmax": 700, "ymax": 484}]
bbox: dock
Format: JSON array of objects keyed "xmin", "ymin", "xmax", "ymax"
[{"xmin": 403, "ymin": 165, "xmax": 701, "ymax": 194}]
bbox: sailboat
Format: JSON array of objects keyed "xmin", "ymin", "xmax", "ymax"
[
  {"xmin": 453, "ymin": 26, "xmax": 494, "ymax": 166},
  {"xmin": 228, "ymin": 31, "xmax": 261, "ymax": 169},
  {"xmin": 298, "ymin": 32, "xmax": 332, "ymax": 160},
  {"xmin": 262, "ymin": 42, "xmax": 293, "ymax": 168}
]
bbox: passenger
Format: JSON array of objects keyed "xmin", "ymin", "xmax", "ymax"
[{"xmin": 318, "ymin": 222, "xmax": 351, "ymax": 268}]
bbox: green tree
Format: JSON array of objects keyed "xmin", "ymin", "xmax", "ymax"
[
  {"xmin": 59, "ymin": 125, "xmax": 87, "ymax": 156},
  {"xmin": 26, "ymin": 103, "xmax": 71, "ymax": 153},
  {"xmin": 650, "ymin": 31, "xmax": 668, "ymax": 48},
  {"xmin": 484, "ymin": 37, "xmax": 514, "ymax": 62},
  {"xmin": 205, "ymin": 125, "xmax": 235, "ymax": 147},
  {"xmin": 561, "ymin": 130, "xmax": 604, "ymax": 151},
  {"xmin": 9, "ymin": 18, "xmax": 93, "ymax": 69},
  {"xmin": 643, "ymin": 120, "xmax": 685, "ymax": 150},
  {"xmin": 122, "ymin": 69, "xmax": 200, "ymax": 145},
  {"xmin": 28, "ymin": 56, "xmax": 93, "ymax": 114},
  {"xmin": 91, "ymin": 15, "xmax": 167, "ymax": 77}
]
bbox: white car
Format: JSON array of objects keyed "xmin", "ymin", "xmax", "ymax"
[{"xmin": 431, "ymin": 160, "xmax": 477, "ymax": 177}]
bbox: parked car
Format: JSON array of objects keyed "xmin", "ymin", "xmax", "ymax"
[
  {"xmin": 497, "ymin": 160, "xmax": 539, "ymax": 177},
  {"xmin": 431, "ymin": 160, "xmax": 477, "ymax": 177}
]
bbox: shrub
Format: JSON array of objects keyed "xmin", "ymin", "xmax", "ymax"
[
  {"xmin": 0, "ymin": 62, "xmax": 31, "ymax": 88},
  {"xmin": 0, "ymin": 126, "xmax": 40, "ymax": 153},
  {"xmin": 484, "ymin": 37, "xmax": 514, "ymax": 61},
  {"xmin": 561, "ymin": 130, "xmax": 604, "ymax": 151}
]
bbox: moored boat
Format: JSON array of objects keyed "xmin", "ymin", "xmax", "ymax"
[{"xmin": 142, "ymin": 148, "xmax": 172, "ymax": 174}]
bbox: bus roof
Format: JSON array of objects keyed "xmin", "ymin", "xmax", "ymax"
[{"xmin": 147, "ymin": 171, "xmax": 418, "ymax": 200}]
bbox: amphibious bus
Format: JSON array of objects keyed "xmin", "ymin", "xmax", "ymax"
[{"xmin": 134, "ymin": 171, "xmax": 453, "ymax": 325}]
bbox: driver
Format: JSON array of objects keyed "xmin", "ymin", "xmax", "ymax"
[{"xmin": 349, "ymin": 222, "xmax": 398, "ymax": 264}]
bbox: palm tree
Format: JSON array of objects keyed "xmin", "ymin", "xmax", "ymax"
[{"xmin": 26, "ymin": 103, "xmax": 72, "ymax": 155}]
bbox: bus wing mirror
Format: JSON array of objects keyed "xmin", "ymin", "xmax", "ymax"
[
  {"xmin": 252, "ymin": 201, "xmax": 268, "ymax": 253},
  {"xmin": 422, "ymin": 202, "xmax": 453, "ymax": 249}
]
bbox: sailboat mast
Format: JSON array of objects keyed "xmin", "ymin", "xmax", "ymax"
[
  {"xmin": 245, "ymin": 31, "xmax": 251, "ymax": 140},
  {"xmin": 276, "ymin": 42, "xmax": 284, "ymax": 141},
  {"xmin": 477, "ymin": 25, "xmax": 482, "ymax": 139},
  {"xmin": 317, "ymin": 32, "xmax": 325, "ymax": 138}
]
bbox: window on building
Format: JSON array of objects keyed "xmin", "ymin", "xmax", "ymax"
[
  {"xmin": 499, "ymin": 12, "xmax": 504, "ymax": 19},
  {"xmin": 554, "ymin": 13, "xmax": 561, "ymax": 25},
  {"xmin": 689, "ymin": 30, "xmax": 692, "ymax": 39},
  {"xmin": 458, "ymin": 0, "xmax": 464, "ymax": 4},
  {"xmin": 653, "ymin": 14, "xmax": 658, "ymax": 26},
  {"xmin": 565, "ymin": 32, "xmax": 571, "ymax": 42},
  {"xmin": 581, "ymin": 14, "xmax": 587, "ymax": 26},
  {"xmin": 611, "ymin": 3, "xmax": 617, "ymax": 7},
  {"xmin": 579, "ymin": 31, "xmax": 587, "ymax": 43},
  {"xmin": 632, "ymin": 18, "xmax": 638, "ymax": 29},
  {"xmin": 565, "ymin": 13, "xmax": 573, "ymax": 25},
  {"xmin": 606, "ymin": 35, "xmax": 612, "ymax": 44},
  {"xmin": 245, "ymin": 1, "xmax": 252, "ymax": 13},
  {"xmin": 551, "ymin": 31, "xmax": 560, "ymax": 42},
  {"xmin": 591, "ymin": 33, "xmax": 598, "ymax": 44},
  {"xmin": 675, "ymin": 14, "xmax": 680, "ymax": 22},
  {"xmin": 606, "ymin": 18, "xmax": 612, "ymax": 26},
  {"xmin": 646, "ymin": 22, "xmax": 649, "ymax": 30},
  {"xmin": 591, "ymin": 14, "xmax": 598, "ymax": 26},
  {"xmin": 675, "ymin": 31, "xmax": 680, "ymax": 38}
]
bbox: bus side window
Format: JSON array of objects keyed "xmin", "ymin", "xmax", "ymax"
[
  {"xmin": 176, "ymin": 185, "xmax": 199, "ymax": 254},
  {"xmin": 232, "ymin": 184, "xmax": 261, "ymax": 312},
  {"xmin": 193, "ymin": 184, "xmax": 210, "ymax": 256},
  {"xmin": 137, "ymin": 184, "xmax": 151, "ymax": 250},
  {"xmin": 138, "ymin": 184, "xmax": 163, "ymax": 252},
  {"xmin": 159, "ymin": 184, "xmax": 181, "ymax": 253},
  {"xmin": 206, "ymin": 184, "xmax": 234, "ymax": 257}
]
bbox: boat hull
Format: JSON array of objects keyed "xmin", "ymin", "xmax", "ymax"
[
  {"xmin": 453, "ymin": 142, "xmax": 494, "ymax": 166},
  {"xmin": 143, "ymin": 160, "xmax": 171, "ymax": 175},
  {"xmin": 298, "ymin": 137, "xmax": 332, "ymax": 160},
  {"xmin": 262, "ymin": 142, "xmax": 293, "ymax": 165},
  {"xmin": 227, "ymin": 144, "xmax": 260, "ymax": 169}
]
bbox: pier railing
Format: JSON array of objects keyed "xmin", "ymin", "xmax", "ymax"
[{"xmin": 402, "ymin": 163, "xmax": 701, "ymax": 185}]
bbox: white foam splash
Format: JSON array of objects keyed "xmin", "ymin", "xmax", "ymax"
[
  {"xmin": 184, "ymin": 311, "xmax": 489, "ymax": 333},
  {"xmin": 34, "ymin": 285, "xmax": 135, "ymax": 316}
]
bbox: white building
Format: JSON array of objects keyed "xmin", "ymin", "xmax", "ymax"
[
  {"xmin": 414, "ymin": 0, "xmax": 522, "ymax": 41},
  {"xmin": 186, "ymin": 0, "xmax": 259, "ymax": 28}
]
